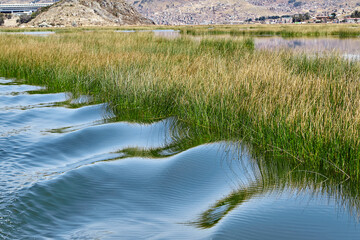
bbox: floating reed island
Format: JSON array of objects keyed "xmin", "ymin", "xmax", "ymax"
[{"xmin": 0, "ymin": 29, "xmax": 360, "ymax": 181}]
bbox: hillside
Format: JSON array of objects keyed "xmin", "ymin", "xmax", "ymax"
[
  {"xmin": 2, "ymin": 0, "xmax": 360, "ymax": 25},
  {"xmin": 130, "ymin": 0, "xmax": 272, "ymax": 25},
  {"xmin": 14, "ymin": 0, "xmax": 154, "ymax": 27},
  {"xmin": 128, "ymin": 0, "xmax": 360, "ymax": 24}
]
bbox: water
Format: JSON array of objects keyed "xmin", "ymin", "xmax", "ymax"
[
  {"xmin": 115, "ymin": 29, "xmax": 181, "ymax": 39},
  {"xmin": 1, "ymin": 77, "xmax": 360, "ymax": 239},
  {"xmin": 255, "ymin": 37, "xmax": 360, "ymax": 60},
  {"xmin": 190, "ymin": 34, "xmax": 360, "ymax": 60},
  {"xmin": 0, "ymin": 31, "xmax": 55, "ymax": 37}
]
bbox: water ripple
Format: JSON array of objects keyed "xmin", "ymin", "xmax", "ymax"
[{"xmin": 1, "ymin": 78, "xmax": 359, "ymax": 239}]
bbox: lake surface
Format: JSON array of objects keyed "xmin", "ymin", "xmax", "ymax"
[
  {"xmin": 1, "ymin": 78, "xmax": 360, "ymax": 239},
  {"xmin": 0, "ymin": 31, "xmax": 55, "ymax": 37},
  {"xmin": 189, "ymin": 34, "xmax": 360, "ymax": 60},
  {"xmin": 115, "ymin": 29, "xmax": 181, "ymax": 39},
  {"xmin": 255, "ymin": 37, "xmax": 360, "ymax": 60}
]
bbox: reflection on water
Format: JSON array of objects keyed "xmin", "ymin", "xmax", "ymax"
[
  {"xmin": 0, "ymin": 77, "xmax": 360, "ymax": 239},
  {"xmin": 190, "ymin": 34, "xmax": 360, "ymax": 60},
  {"xmin": 115, "ymin": 29, "xmax": 181, "ymax": 39},
  {"xmin": 152, "ymin": 29, "xmax": 181, "ymax": 39},
  {"xmin": 0, "ymin": 31, "xmax": 55, "ymax": 37},
  {"xmin": 255, "ymin": 37, "xmax": 360, "ymax": 60}
]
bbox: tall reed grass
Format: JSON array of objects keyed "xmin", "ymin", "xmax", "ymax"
[
  {"xmin": 179, "ymin": 24, "xmax": 360, "ymax": 38},
  {"xmin": 1, "ymin": 24, "xmax": 360, "ymax": 37},
  {"xmin": 0, "ymin": 31, "xmax": 359, "ymax": 180}
]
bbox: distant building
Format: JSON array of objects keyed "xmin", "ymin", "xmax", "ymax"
[
  {"xmin": 346, "ymin": 18, "xmax": 360, "ymax": 23},
  {"xmin": 0, "ymin": 3, "xmax": 53, "ymax": 14},
  {"xmin": 315, "ymin": 16, "xmax": 330, "ymax": 23},
  {"xmin": 281, "ymin": 16, "xmax": 293, "ymax": 24}
]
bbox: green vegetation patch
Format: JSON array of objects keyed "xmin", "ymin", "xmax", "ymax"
[
  {"xmin": 0, "ymin": 30, "xmax": 359, "ymax": 183},
  {"xmin": 180, "ymin": 24, "xmax": 360, "ymax": 38}
]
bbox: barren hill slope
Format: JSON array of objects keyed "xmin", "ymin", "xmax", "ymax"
[
  {"xmin": 127, "ymin": 0, "xmax": 360, "ymax": 24},
  {"xmin": 25, "ymin": 0, "xmax": 154, "ymax": 27},
  {"xmin": 130, "ymin": 0, "xmax": 272, "ymax": 24},
  {"xmin": 3, "ymin": 0, "xmax": 359, "ymax": 25}
]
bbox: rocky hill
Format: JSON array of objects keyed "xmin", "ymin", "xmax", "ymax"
[{"xmin": 24, "ymin": 0, "xmax": 154, "ymax": 27}]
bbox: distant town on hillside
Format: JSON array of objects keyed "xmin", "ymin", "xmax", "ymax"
[{"xmin": 0, "ymin": 0, "xmax": 360, "ymax": 25}]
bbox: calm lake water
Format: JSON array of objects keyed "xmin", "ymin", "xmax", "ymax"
[
  {"xmin": 115, "ymin": 29, "xmax": 181, "ymax": 39},
  {"xmin": 189, "ymin": 34, "xmax": 360, "ymax": 60},
  {"xmin": 0, "ymin": 31, "xmax": 55, "ymax": 37},
  {"xmin": 255, "ymin": 37, "xmax": 360, "ymax": 60},
  {"xmin": 1, "ymin": 78, "xmax": 360, "ymax": 239}
]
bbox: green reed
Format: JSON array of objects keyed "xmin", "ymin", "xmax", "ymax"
[
  {"xmin": 180, "ymin": 24, "xmax": 360, "ymax": 38},
  {"xmin": 0, "ymin": 31, "xmax": 359, "ymax": 181}
]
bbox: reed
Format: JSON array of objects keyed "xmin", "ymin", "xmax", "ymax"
[
  {"xmin": 1, "ymin": 24, "xmax": 360, "ymax": 37},
  {"xmin": 179, "ymin": 24, "xmax": 360, "ymax": 38},
  {"xmin": 0, "ymin": 30, "xmax": 359, "ymax": 180}
]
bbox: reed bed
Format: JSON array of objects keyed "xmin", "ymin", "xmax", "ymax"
[
  {"xmin": 1, "ymin": 24, "xmax": 360, "ymax": 37},
  {"xmin": 179, "ymin": 24, "xmax": 360, "ymax": 38},
  {"xmin": 0, "ymin": 31, "xmax": 359, "ymax": 180}
]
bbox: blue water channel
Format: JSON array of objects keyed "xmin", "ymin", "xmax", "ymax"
[{"xmin": 0, "ymin": 77, "xmax": 359, "ymax": 239}]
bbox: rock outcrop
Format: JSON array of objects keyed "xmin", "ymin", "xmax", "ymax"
[{"xmin": 27, "ymin": 0, "xmax": 154, "ymax": 27}]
